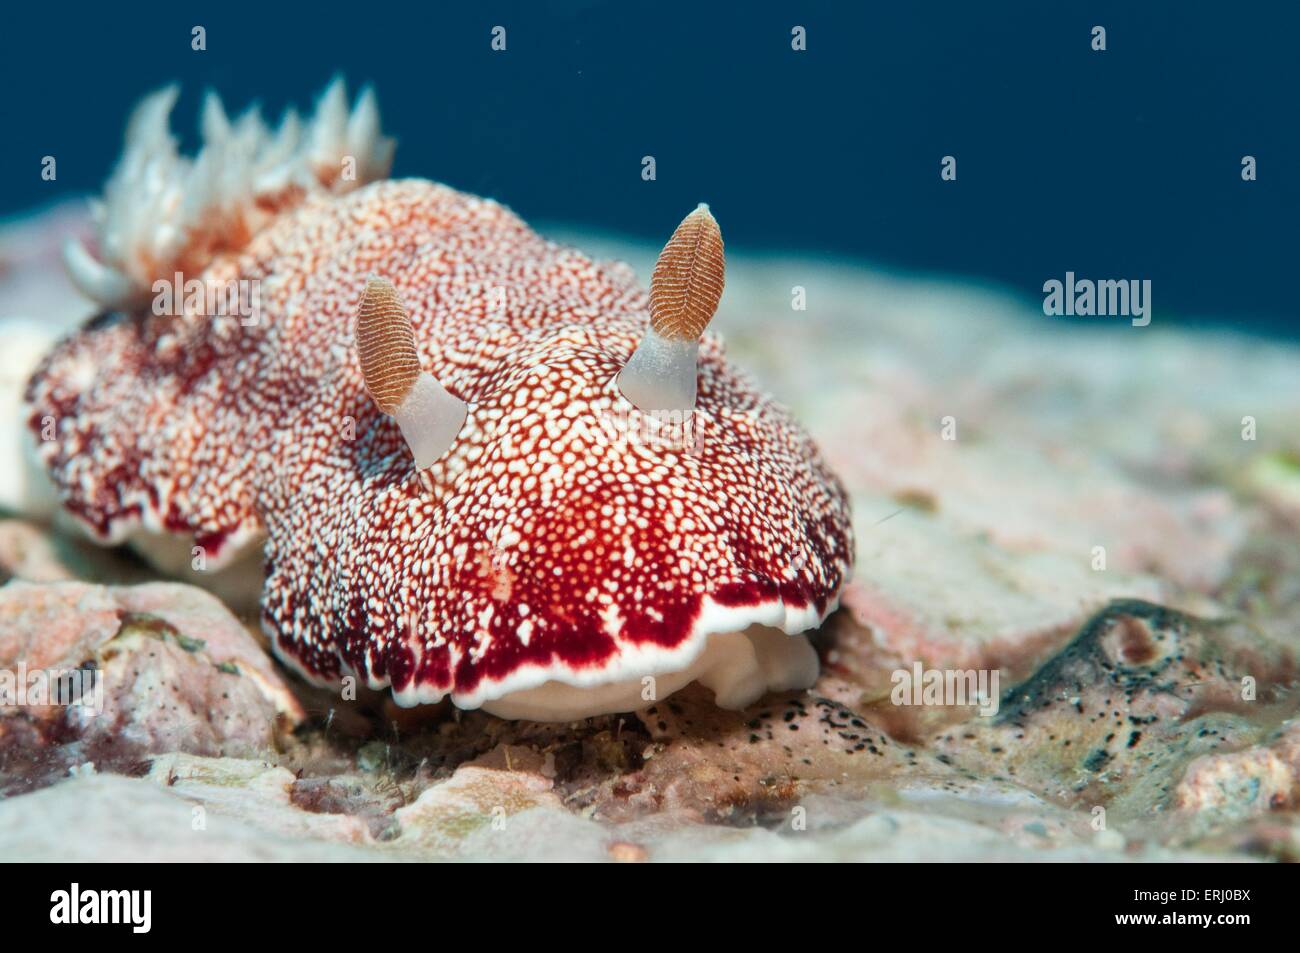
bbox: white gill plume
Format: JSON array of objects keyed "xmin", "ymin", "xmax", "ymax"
[{"xmin": 64, "ymin": 78, "xmax": 396, "ymax": 309}]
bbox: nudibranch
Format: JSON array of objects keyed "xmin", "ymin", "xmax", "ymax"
[{"xmin": 26, "ymin": 81, "xmax": 854, "ymax": 721}]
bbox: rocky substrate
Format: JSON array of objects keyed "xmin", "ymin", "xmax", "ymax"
[
  {"xmin": 1, "ymin": 571, "xmax": 1296, "ymax": 860},
  {"xmin": 1, "ymin": 220, "xmax": 1298, "ymax": 861}
]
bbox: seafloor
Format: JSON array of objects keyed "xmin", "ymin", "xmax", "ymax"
[{"xmin": 1, "ymin": 205, "xmax": 1297, "ymax": 861}]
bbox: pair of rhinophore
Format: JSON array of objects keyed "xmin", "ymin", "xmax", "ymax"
[{"xmin": 358, "ymin": 204, "xmax": 725, "ymax": 468}]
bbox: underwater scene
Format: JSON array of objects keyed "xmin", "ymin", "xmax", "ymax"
[{"xmin": 0, "ymin": 2, "xmax": 1297, "ymax": 880}]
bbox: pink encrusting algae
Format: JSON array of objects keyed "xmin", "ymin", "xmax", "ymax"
[{"xmin": 24, "ymin": 82, "xmax": 853, "ymax": 720}]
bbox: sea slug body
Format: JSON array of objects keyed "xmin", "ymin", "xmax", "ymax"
[{"xmin": 25, "ymin": 81, "xmax": 854, "ymax": 721}]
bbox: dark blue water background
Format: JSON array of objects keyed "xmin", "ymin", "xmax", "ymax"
[{"xmin": 2, "ymin": 1, "xmax": 1295, "ymax": 335}]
